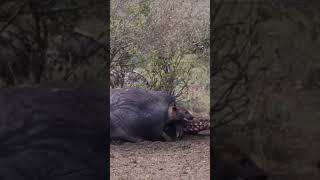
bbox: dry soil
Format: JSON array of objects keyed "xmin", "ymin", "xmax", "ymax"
[{"xmin": 110, "ymin": 132, "xmax": 210, "ymax": 180}]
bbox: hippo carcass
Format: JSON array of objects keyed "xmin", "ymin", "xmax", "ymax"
[{"xmin": 110, "ymin": 88, "xmax": 193, "ymax": 142}]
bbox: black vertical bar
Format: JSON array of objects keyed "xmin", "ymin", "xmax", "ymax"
[{"xmin": 106, "ymin": 0, "xmax": 111, "ymax": 179}]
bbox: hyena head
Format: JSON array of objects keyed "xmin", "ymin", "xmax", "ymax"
[
  {"xmin": 164, "ymin": 102, "xmax": 194, "ymax": 139},
  {"xmin": 214, "ymin": 144, "xmax": 268, "ymax": 180},
  {"xmin": 167, "ymin": 102, "xmax": 194, "ymax": 122}
]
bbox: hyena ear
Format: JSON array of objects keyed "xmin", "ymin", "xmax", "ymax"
[
  {"xmin": 169, "ymin": 101, "xmax": 176, "ymax": 107},
  {"xmin": 168, "ymin": 102, "xmax": 177, "ymax": 114}
]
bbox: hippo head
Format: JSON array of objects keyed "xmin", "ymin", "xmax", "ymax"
[{"xmin": 214, "ymin": 144, "xmax": 268, "ymax": 180}]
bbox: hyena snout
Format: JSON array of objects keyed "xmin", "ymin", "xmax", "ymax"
[
  {"xmin": 168, "ymin": 104, "xmax": 194, "ymax": 121},
  {"xmin": 182, "ymin": 109, "xmax": 194, "ymax": 120}
]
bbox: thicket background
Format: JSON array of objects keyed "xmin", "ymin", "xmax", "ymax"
[
  {"xmin": 111, "ymin": 0, "xmax": 210, "ymax": 114},
  {"xmin": 213, "ymin": 1, "xmax": 320, "ymax": 179},
  {"xmin": 0, "ymin": 0, "xmax": 106, "ymax": 87}
]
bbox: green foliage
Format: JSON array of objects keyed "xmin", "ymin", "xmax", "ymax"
[
  {"xmin": 111, "ymin": 0, "xmax": 209, "ymax": 112},
  {"xmin": 144, "ymin": 53, "xmax": 192, "ymax": 94}
]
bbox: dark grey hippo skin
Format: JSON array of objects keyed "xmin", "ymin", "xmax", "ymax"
[{"xmin": 110, "ymin": 88, "xmax": 185, "ymax": 142}]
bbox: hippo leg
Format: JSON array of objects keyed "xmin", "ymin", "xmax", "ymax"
[
  {"xmin": 163, "ymin": 121, "xmax": 184, "ymax": 139},
  {"xmin": 111, "ymin": 127, "xmax": 143, "ymax": 143},
  {"xmin": 121, "ymin": 136, "xmax": 143, "ymax": 143},
  {"xmin": 111, "ymin": 135, "xmax": 143, "ymax": 143}
]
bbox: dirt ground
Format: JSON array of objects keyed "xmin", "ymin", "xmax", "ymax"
[{"xmin": 110, "ymin": 132, "xmax": 210, "ymax": 180}]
